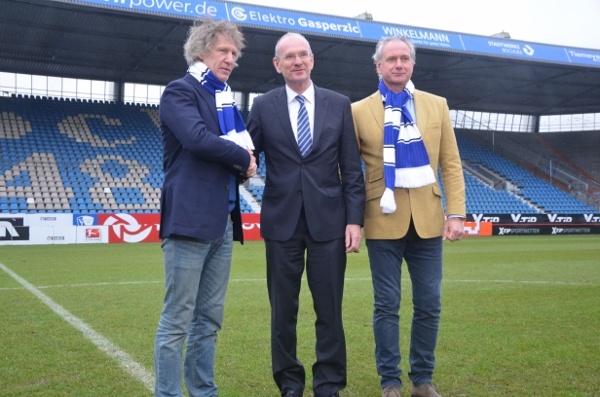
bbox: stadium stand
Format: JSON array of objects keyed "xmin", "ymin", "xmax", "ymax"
[
  {"xmin": 458, "ymin": 129, "xmax": 600, "ymax": 211},
  {"xmin": 0, "ymin": 95, "xmax": 163, "ymax": 214},
  {"xmin": 456, "ymin": 132, "xmax": 597, "ymax": 213},
  {"xmin": 511, "ymin": 130, "xmax": 599, "ymax": 183},
  {"xmin": 0, "ymin": 95, "xmax": 597, "ymax": 215}
]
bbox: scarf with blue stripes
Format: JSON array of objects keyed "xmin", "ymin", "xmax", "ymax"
[
  {"xmin": 188, "ymin": 61, "xmax": 254, "ymax": 150},
  {"xmin": 379, "ymin": 79, "xmax": 435, "ymax": 214}
]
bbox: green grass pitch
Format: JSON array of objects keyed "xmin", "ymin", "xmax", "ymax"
[{"xmin": 1, "ymin": 235, "xmax": 599, "ymax": 396}]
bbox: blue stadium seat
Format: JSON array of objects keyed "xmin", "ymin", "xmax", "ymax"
[{"xmin": 1, "ymin": 95, "xmax": 595, "ymax": 215}]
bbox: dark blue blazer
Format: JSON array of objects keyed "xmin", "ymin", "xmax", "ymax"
[
  {"xmin": 247, "ymin": 85, "xmax": 365, "ymax": 242},
  {"xmin": 159, "ymin": 74, "xmax": 251, "ymax": 242}
]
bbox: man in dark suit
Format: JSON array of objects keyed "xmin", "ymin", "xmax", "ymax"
[
  {"xmin": 154, "ymin": 19, "xmax": 256, "ymax": 397},
  {"xmin": 247, "ymin": 32, "xmax": 365, "ymax": 397}
]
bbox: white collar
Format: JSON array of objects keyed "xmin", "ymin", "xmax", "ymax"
[{"xmin": 286, "ymin": 83, "xmax": 315, "ymax": 104}]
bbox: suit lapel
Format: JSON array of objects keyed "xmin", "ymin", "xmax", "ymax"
[
  {"xmin": 413, "ymin": 90, "xmax": 441, "ymax": 172},
  {"xmin": 312, "ymin": 87, "xmax": 327, "ymax": 152},
  {"xmin": 367, "ymin": 91, "xmax": 385, "ymax": 132},
  {"xmin": 184, "ymin": 74, "xmax": 219, "ymax": 128},
  {"xmin": 414, "ymin": 90, "xmax": 428, "ymax": 132},
  {"xmin": 272, "ymin": 87, "xmax": 303, "ymax": 155}
]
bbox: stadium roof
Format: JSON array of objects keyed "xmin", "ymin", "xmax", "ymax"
[{"xmin": 2, "ymin": 0, "xmax": 600, "ymax": 116}]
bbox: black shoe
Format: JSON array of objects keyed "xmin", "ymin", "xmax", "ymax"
[
  {"xmin": 331, "ymin": 393, "xmax": 341, "ymax": 397},
  {"xmin": 283, "ymin": 391, "xmax": 302, "ymax": 397}
]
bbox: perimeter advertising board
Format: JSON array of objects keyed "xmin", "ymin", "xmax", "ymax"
[
  {"xmin": 468, "ymin": 213, "xmax": 600, "ymax": 236},
  {"xmin": 0, "ymin": 216, "xmax": 30, "ymax": 243},
  {"xmin": 1, "ymin": 213, "xmax": 599, "ymax": 245}
]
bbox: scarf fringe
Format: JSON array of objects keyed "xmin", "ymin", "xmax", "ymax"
[{"xmin": 380, "ymin": 188, "xmax": 397, "ymax": 214}]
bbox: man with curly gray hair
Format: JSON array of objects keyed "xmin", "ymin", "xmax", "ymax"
[{"xmin": 154, "ymin": 18, "xmax": 256, "ymax": 397}]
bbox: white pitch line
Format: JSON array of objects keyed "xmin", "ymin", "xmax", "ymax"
[
  {"xmin": 1, "ymin": 277, "xmax": 596, "ymax": 292},
  {"xmin": 450, "ymin": 279, "xmax": 598, "ymax": 286},
  {"xmin": 36, "ymin": 280, "xmax": 163, "ymax": 289},
  {"xmin": 0, "ymin": 263, "xmax": 155, "ymax": 393}
]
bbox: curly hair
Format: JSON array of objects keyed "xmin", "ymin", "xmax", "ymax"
[{"xmin": 183, "ymin": 18, "xmax": 245, "ymax": 66}]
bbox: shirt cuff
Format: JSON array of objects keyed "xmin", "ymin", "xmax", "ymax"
[{"xmin": 446, "ymin": 214, "xmax": 466, "ymax": 220}]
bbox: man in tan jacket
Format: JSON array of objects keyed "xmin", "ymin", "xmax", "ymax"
[{"xmin": 352, "ymin": 36, "xmax": 465, "ymax": 397}]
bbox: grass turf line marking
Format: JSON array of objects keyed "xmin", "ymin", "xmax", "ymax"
[
  {"xmin": 451, "ymin": 279, "xmax": 597, "ymax": 286},
  {"xmin": 0, "ymin": 263, "xmax": 155, "ymax": 393},
  {"xmin": 1, "ymin": 277, "xmax": 596, "ymax": 292}
]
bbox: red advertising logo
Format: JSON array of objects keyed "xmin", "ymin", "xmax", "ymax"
[
  {"xmin": 98, "ymin": 213, "xmax": 160, "ymax": 243},
  {"xmin": 85, "ymin": 228, "xmax": 101, "ymax": 239},
  {"xmin": 464, "ymin": 221, "xmax": 492, "ymax": 237},
  {"xmin": 241, "ymin": 213, "xmax": 262, "ymax": 241},
  {"xmin": 96, "ymin": 213, "xmax": 261, "ymax": 243}
]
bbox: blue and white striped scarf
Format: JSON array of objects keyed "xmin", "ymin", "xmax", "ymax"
[
  {"xmin": 188, "ymin": 61, "xmax": 254, "ymax": 150},
  {"xmin": 379, "ymin": 79, "xmax": 435, "ymax": 214}
]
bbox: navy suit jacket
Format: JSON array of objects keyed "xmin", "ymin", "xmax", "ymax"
[
  {"xmin": 159, "ymin": 74, "xmax": 250, "ymax": 242},
  {"xmin": 247, "ymin": 85, "xmax": 365, "ymax": 242}
]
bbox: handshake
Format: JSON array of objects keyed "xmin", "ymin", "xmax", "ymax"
[{"xmin": 245, "ymin": 149, "xmax": 257, "ymax": 178}]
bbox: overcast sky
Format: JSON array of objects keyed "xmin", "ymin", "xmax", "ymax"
[{"xmin": 233, "ymin": 0, "xmax": 600, "ymax": 50}]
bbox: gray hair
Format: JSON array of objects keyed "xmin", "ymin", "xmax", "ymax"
[
  {"xmin": 183, "ymin": 18, "xmax": 245, "ymax": 66},
  {"xmin": 372, "ymin": 36, "xmax": 416, "ymax": 64}
]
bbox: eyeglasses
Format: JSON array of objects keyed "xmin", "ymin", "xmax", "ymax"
[{"xmin": 280, "ymin": 52, "xmax": 311, "ymax": 62}]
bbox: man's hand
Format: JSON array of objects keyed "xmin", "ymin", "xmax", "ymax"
[
  {"xmin": 443, "ymin": 217, "xmax": 464, "ymax": 242},
  {"xmin": 245, "ymin": 149, "xmax": 257, "ymax": 178},
  {"xmin": 345, "ymin": 224, "xmax": 362, "ymax": 253}
]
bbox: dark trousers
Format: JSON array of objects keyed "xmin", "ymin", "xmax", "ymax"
[
  {"xmin": 366, "ymin": 221, "xmax": 443, "ymax": 388},
  {"xmin": 265, "ymin": 210, "xmax": 347, "ymax": 397}
]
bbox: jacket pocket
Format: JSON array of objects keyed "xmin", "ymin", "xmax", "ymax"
[
  {"xmin": 365, "ymin": 167, "xmax": 385, "ymax": 202},
  {"xmin": 368, "ymin": 167, "xmax": 383, "ymax": 183}
]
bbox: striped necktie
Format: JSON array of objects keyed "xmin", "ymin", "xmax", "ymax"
[{"xmin": 296, "ymin": 95, "xmax": 312, "ymax": 157}]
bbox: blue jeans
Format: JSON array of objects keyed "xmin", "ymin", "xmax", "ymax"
[
  {"xmin": 366, "ymin": 228, "xmax": 443, "ymax": 388},
  {"xmin": 154, "ymin": 222, "xmax": 233, "ymax": 397}
]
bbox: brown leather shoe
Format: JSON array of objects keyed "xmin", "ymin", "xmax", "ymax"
[
  {"xmin": 411, "ymin": 383, "xmax": 442, "ymax": 397},
  {"xmin": 382, "ymin": 385, "xmax": 402, "ymax": 397}
]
